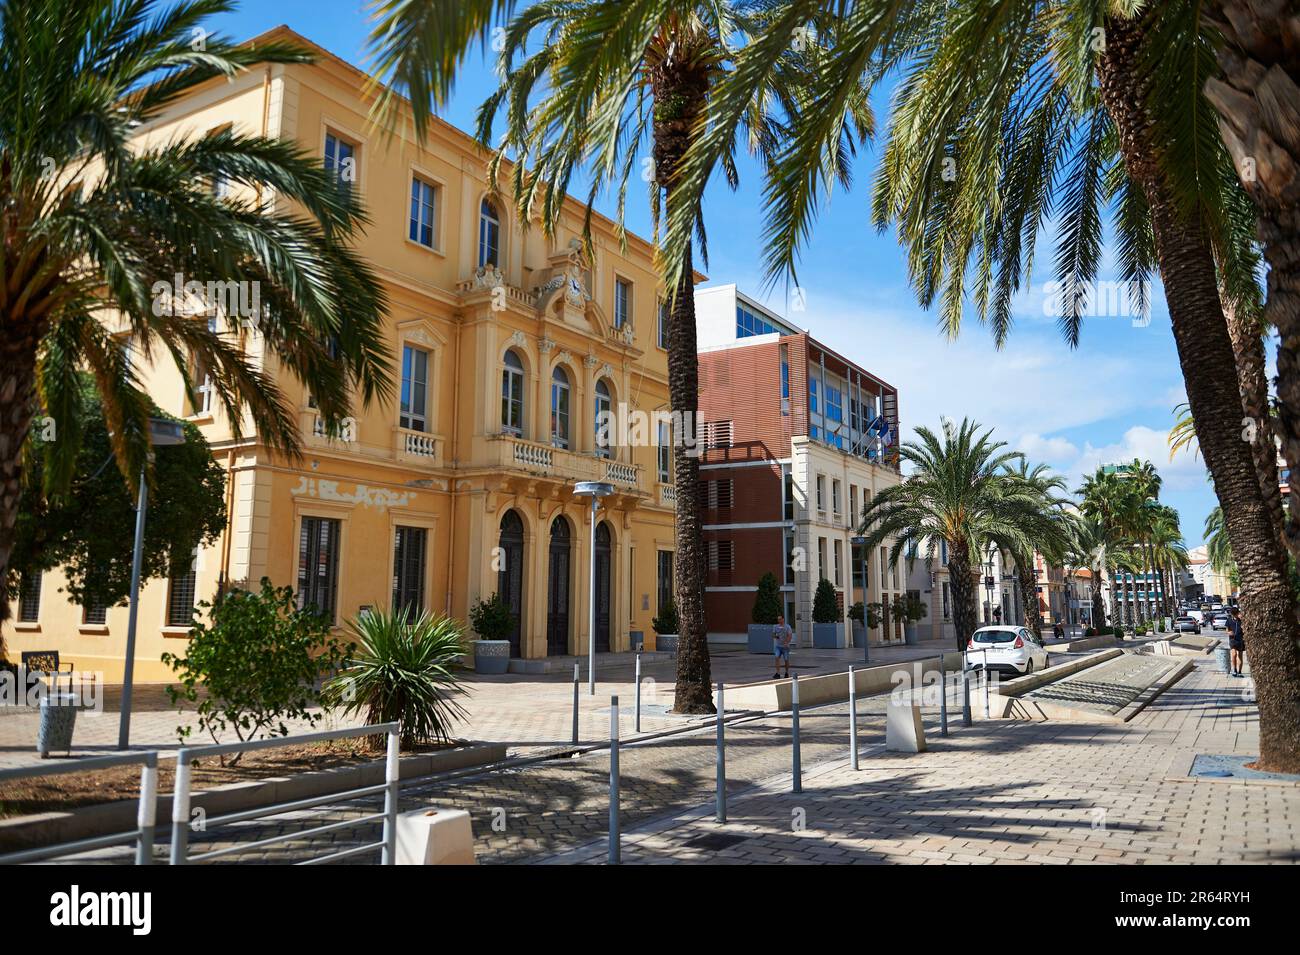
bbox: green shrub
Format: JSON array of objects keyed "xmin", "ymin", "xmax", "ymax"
[
  {"xmin": 161, "ymin": 578, "xmax": 349, "ymax": 761},
  {"xmin": 812, "ymin": 578, "xmax": 839, "ymax": 624},
  {"xmin": 751, "ymin": 572, "xmax": 782, "ymax": 624},
  {"xmin": 848, "ymin": 601, "xmax": 864, "ymax": 625},
  {"xmin": 897, "ymin": 593, "xmax": 929, "ymax": 624},
  {"xmin": 469, "ymin": 592, "xmax": 514, "ymax": 640},
  {"xmin": 652, "ymin": 598, "xmax": 679, "ymax": 635},
  {"xmin": 323, "ymin": 607, "xmax": 468, "ymax": 750}
]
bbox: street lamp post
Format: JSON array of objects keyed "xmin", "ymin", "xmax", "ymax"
[
  {"xmin": 118, "ymin": 417, "xmax": 186, "ymax": 750},
  {"xmin": 574, "ymin": 481, "xmax": 615, "ymax": 696},
  {"xmin": 851, "ymin": 536, "xmax": 869, "ymax": 664}
]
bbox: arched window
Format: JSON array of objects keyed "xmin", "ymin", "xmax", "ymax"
[
  {"xmin": 550, "ymin": 366, "xmax": 571, "ymax": 449},
  {"xmin": 594, "ymin": 379, "xmax": 613, "ymax": 459},
  {"xmin": 501, "ymin": 349, "xmax": 525, "ymax": 435},
  {"xmin": 479, "ymin": 198, "xmax": 500, "ymax": 268}
]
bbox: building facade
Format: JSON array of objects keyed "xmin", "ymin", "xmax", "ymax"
[
  {"xmin": 692, "ymin": 286, "xmax": 903, "ymax": 648},
  {"xmin": 4, "ymin": 27, "xmax": 679, "ymax": 681}
]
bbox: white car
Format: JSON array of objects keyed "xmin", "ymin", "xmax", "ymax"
[
  {"xmin": 1211, "ymin": 613, "xmax": 1229, "ymax": 631},
  {"xmin": 964, "ymin": 626, "xmax": 1050, "ymax": 675}
]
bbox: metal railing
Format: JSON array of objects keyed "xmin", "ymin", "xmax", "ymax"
[
  {"xmin": 0, "ymin": 751, "xmax": 158, "ymax": 865},
  {"xmin": 169, "ymin": 723, "xmax": 400, "ymax": 866}
]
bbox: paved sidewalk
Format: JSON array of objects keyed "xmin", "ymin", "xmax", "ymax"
[
  {"xmin": 0, "ymin": 640, "xmax": 958, "ymax": 768},
  {"xmin": 554, "ymin": 659, "xmax": 1296, "ymax": 864}
]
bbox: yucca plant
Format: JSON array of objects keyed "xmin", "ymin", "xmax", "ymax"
[{"xmin": 324, "ymin": 608, "xmax": 468, "ymax": 750}]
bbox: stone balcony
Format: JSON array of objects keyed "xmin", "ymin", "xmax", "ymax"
[{"xmin": 485, "ymin": 433, "xmax": 643, "ymax": 493}]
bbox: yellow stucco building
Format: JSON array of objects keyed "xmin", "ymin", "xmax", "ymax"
[{"xmin": 3, "ymin": 27, "xmax": 679, "ymax": 681}]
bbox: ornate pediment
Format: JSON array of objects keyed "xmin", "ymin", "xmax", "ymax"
[{"xmin": 535, "ymin": 239, "xmax": 592, "ymax": 316}]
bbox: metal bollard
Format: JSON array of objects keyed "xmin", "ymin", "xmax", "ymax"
[
  {"xmin": 791, "ymin": 674, "xmax": 802, "ymax": 794},
  {"xmin": 136, "ymin": 752, "xmax": 157, "ymax": 865},
  {"xmin": 169, "ymin": 749, "xmax": 192, "ymax": 865},
  {"xmin": 381, "ymin": 726, "xmax": 400, "ymax": 865},
  {"xmin": 716, "ymin": 682, "xmax": 726, "ymax": 823},
  {"xmin": 982, "ymin": 649, "xmax": 990, "ymax": 717},
  {"xmin": 848, "ymin": 666, "xmax": 859, "ymax": 770},
  {"xmin": 609, "ymin": 695, "xmax": 620, "ymax": 865},
  {"xmin": 572, "ymin": 663, "xmax": 580, "ymax": 746},
  {"xmin": 961, "ymin": 651, "xmax": 972, "ymax": 726},
  {"xmin": 939, "ymin": 653, "xmax": 949, "ymax": 737},
  {"xmin": 635, "ymin": 652, "xmax": 642, "ymax": 734}
]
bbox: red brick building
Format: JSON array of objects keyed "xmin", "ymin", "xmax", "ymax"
[{"xmin": 693, "ymin": 286, "xmax": 903, "ymax": 647}]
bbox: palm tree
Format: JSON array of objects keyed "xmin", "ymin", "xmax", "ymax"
[
  {"xmin": 366, "ymin": 0, "xmax": 869, "ymax": 713},
  {"xmin": 1065, "ymin": 515, "xmax": 1111, "ymax": 632},
  {"xmin": 652, "ymin": 0, "xmax": 1300, "ymax": 770},
  {"xmin": 0, "ymin": 0, "xmax": 392, "ymax": 617},
  {"xmin": 1002, "ymin": 458, "xmax": 1071, "ymax": 638},
  {"xmin": 857, "ymin": 418, "xmax": 1057, "ymax": 650},
  {"xmin": 1203, "ymin": 2, "xmax": 1300, "ymax": 544}
]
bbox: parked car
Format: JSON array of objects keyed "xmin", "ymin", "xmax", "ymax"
[
  {"xmin": 1211, "ymin": 613, "xmax": 1229, "ymax": 631},
  {"xmin": 1174, "ymin": 615, "xmax": 1201, "ymax": 634},
  {"xmin": 964, "ymin": 626, "xmax": 1050, "ymax": 675}
]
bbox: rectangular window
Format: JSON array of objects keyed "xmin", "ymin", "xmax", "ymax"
[
  {"xmin": 783, "ymin": 470, "xmax": 794, "ymax": 522},
  {"xmin": 166, "ymin": 557, "xmax": 198, "ymax": 628},
  {"xmin": 657, "ymin": 550, "xmax": 673, "ymax": 614},
  {"xmin": 706, "ymin": 479, "xmax": 734, "ymax": 509},
  {"xmin": 849, "ymin": 485, "xmax": 858, "ymax": 524},
  {"xmin": 658, "ymin": 421, "xmax": 671, "ymax": 483},
  {"xmin": 707, "ymin": 540, "xmax": 735, "ymax": 571},
  {"xmin": 735, "ymin": 304, "xmax": 778, "ymax": 338},
  {"xmin": 784, "ymin": 531, "xmax": 797, "ymax": 585},
  {"xmin": 943, "ymin": 582, "xmax": 951, "ymax": 620},
  {"xmin": 400, "ymin": 344, "xmax": 429, "ymax": 432},
  {"xmin": 83, "ymin": 597, "xmax": 108, "ymax": 626},
  {"xmin": 818, "ymin": 537, "xmax": 827, "ymax": 581},
  {"xmin": 18, "ymin": 570, "xmax": 42, "ymax": 623},
  {"xmin": 851, "ymin": 542, "xmax": 866, "ymax": 589},
  {"xmin": 298, "ymin": 516, "xmax": 341, "ymax": 618},
  {"xmin": 780, "ymin": 344, "xmax": 790, "ymax": 400},
  {"xmin": 809, "ymin": 378, "xmax": 819, "ymax": 414},
  {"xmin": 832, "ymin": 479, "xmax": 841, "ymax": 517},
  {"xmin": 392, "ymin": 526, "xmax": 428, "ymax": 616},
  {"xmin": 324, "ymin": 132, "xmax": 356, "ymax": 193},
  {"xmin": 880, "ymin": 547, "xmax": 888, "ymax": 592},
  {"xmin": 657, "ymin": 299, "xmax": 669, "ymax": 349},
  {"xmin": 409, "ymin": 177, "xmax": 437, "ymax": 248},
  {"xmin": 614, "ymin": 278, "xmax": 631, "ymax": 329},
  {"xmin": 191, "ymin": 316, "xmax": 218, "ymax": 415},
  {"xmin": 833, "ymin": 540, "xmax": 843, "ymax": 587},
  {"xmin": 816, "ymin": 475, "xmax": 825, "ymax": 512}
]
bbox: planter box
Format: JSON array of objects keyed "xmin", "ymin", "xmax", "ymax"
[
  {"xmin": 904, "ymin": 624, "xmax": 920, "ymax": 646},
  {"xmin": 851, "ymin": 624, "xmax": 867, "ymax": 649},
  {"xmin": 812, "ymin": 622, "xmax": 842, "ymax": 649},
  {"xmin": 747, "ymin": 624, "xmax": 776, "ymax": 654},
  {"xmin": 472, "ymin": 640, "xmax": 511, "ymax": 674},
  {"xmin": 655, "ymin": 634, "xmax": 679, "ymax": 655}
]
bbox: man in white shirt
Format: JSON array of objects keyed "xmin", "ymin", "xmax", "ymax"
[{"xmin": 772, "ymin": 614, "xmax": 794, "ymax": 680}]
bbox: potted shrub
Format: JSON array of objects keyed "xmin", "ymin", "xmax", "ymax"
[
  {"xmin": 468, "ymin": 593, "xmax": 514, "ymax": 674},
  {"xmin": 652, "ymin": 598, "xmax": 679, "ymax": 655},
  {"xmin": 897, "ymin": 593, "xmax": 929, "ymax": 645},
  {"xmin": 812, "ymin": 578, "xmax": 843, "ymax": 648},
  {"xmin": 747, "ymin": 572, "xmax": 783, "ymax": 653}
]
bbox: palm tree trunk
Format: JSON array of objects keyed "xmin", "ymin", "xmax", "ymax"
[
  {"xmin": 654, "ymin": 63, "xmax": 713, "ymax": 714},
  {"xmin": 0, "ymin": 330, "xmax": 40, "ymax": 635},
  {"xmin": 1100, "ymin": 14, "xmax": 1300, "ymax": 772},
  {"xmin": 1203, "ymin": 1, "xmax": 1300, "ymax": 567},
  {"xmin": 1020, "ymin": 566, "xmax": 1042, "ymax": 638},
  {"xmin": 947, "ymin": 544, "xmax": 979, "ymax": 651},
  {"xmin": 1091, "ymin": 569, "xmax": 1107, "ymax": 631}
]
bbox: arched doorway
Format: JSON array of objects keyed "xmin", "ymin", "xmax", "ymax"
[
  {"xmin": 497, "ymin": 510, "xmax": 524, "ymax": 657},
  {"xmin": 546, "ymin": 517, "xmax": 571, "ymax": 655},
  {"xmin": 594, "ymin": 521, "xmax": 612, "ymax": 652}
]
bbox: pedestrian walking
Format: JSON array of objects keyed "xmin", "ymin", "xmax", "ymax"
[
  {"xmin": 1227, "ymin": 607, "xmax": 1246, "ymax": 677},
  {"xmin": 772, "ymin": 614, "xmax": 794, "ymax": 680}
]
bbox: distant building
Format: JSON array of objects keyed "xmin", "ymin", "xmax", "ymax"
[{"xmin": 693, "ymin": 285, "xmax": 903, "ymax": 648}]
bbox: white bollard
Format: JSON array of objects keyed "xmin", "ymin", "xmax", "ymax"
[
  {"xmin": 395, "ymin": 808, "xmax": 477, "ymax": 865},
  {"xmin": 886, "ymin": 698, "xmax": 927, "ymax": 753}
]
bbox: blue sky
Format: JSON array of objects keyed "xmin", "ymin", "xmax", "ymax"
[{"xmin": 207, "ymin": 1, "xmax": 1216, "ymax": 545}]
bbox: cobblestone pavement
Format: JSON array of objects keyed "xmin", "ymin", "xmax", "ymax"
[
  {"xmin": 0, "ymin": 641, "xmax": 959, "ymax": 768},
  {"xmin": 553, "ymin": 659, "xmax": 1296, "ymax": 865},
  {"xmin": 53, "ymin": 652, "xmax": 1296, "ymax": 866}
]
